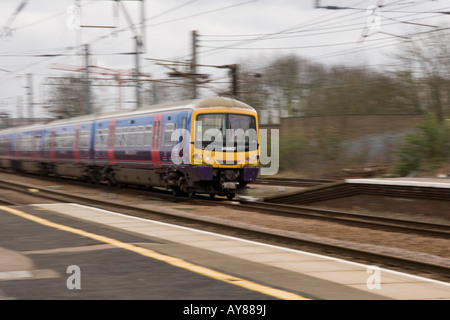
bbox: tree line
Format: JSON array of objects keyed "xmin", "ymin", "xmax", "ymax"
[{"xmin": 238, "ymin": 31, "xmax": 450, "ymax": 119}]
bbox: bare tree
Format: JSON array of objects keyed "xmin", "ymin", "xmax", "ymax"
[
  {"xmin": 44, "ymin": 76, "xmax": 93, "ymax": 119},
  {"xmin": 239, "ymin": 54, "xmax": 416, "ymax": 117},
  {"xmin": 394, "ymin": 29, "xmax": 450, "ymax": 120}
]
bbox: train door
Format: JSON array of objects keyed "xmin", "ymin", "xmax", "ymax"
[
  {"xmin": 74, "ymin": 124, "xmax": 80, "ymax": 163},
  {"xmin": 151, "ymin": 114, "xmax": 162, "ymax": 168},
  {"xmin": 107, "ymin": 119, "xmax": 116, "ymax": 165},
  {"xmin": 179, "ymin": 112, "xmax": 188, "ymax": 161},
  {"xmin": 31, "ymin": 130, "xmax": 37, "ymax": 160},
  {"xmin": 50, "ymin": 128, "xmax": 56, "ymax": 161}
]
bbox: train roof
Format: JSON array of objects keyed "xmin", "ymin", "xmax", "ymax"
[
  {"xmin": 97, "ymin": 96, "xmax": 256, "ymax": 120},
  {"xmin": 0, "ymin": 97, "xmax": 256, "ymax": 133}
]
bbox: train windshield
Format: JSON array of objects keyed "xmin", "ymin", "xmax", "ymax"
[{"xmin": 195, "ymin": 113, "xmax": 258, "ymax": 151}]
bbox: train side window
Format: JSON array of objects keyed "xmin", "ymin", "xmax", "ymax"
[
  {"xmin": 104, "ymin": 129, "xmax": 109, "ymax": 147},
  {"xmin": 128, "ymin": 127, "xmax": 136, "ymax": 146},
  {"xmin": 62, "ymin": 133, "xmax": 66, "ymax": 148},
  {"xmin": 0, "ymin": 137, "xmax": 7, "ymax": 151},
  {"xmin": 33, "ymin": 135, "xmax": 41, "ymax": 149},
  {"xmin": 61, "ymin": 133, "xmax": 65, "ymax": 148},
  {"xmin": 136, "ymin": 126, "xmax": 144, "ymax": 146},
  {"xmin": 95, "ymin": 129, "xmax": 101, "ymax": 146},
  {"xmin": 114, "ymin": 128, "xmax": 121, "ymax": 147},
  {"xmin": 123, "ymin": 127, "xmax": 129, "ymax": 146},
  {"xmin": 80, "ymin": 131, "xmax": 89, "ymax": 148},
  {"xmin": 55, "ymin": 133, "xmax": 61, "ymax": 148},
  {"xmin": 181, "ymin": 116, "xmax": 187, "ymax": 142},
  {"xmin": 121, "ymin": 128, "xmax": 126, "ymax": 146},
  {"xmin": 144, "ymin": 125, "xmax": 152, "ymax": 146},
  {"xmin": 96, "ymin": 128, "xmax": 109, "ymax": 147},
  {"xmin": 163, "ymin": 123, "xmax": 175, "ymax": 146},
  {"xmin": 64, "ymin": 133, "xmax": 73, "ymax": 148},
  {"xmin": 118, "ymin": 128, "xmax": 127, "ymax": 146},
  {"xmin": 44, "ymin": 135, "xmax": 49, "ymax": 148}
]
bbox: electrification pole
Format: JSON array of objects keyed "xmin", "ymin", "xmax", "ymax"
[
  {"xmin": 135, "ymin": 35, "xmax": 142, "ymax": 108},
  {"xmin": 84, "ymin": 44, "xmax": 91, "ymax": 114},
  {"xmin": 230, "ymin": 64, "xmax": 238, "ymax": 98},
  {"xmin": 26, "ymin": 73, "xmax": 33, "ymax": 123},
  {"xmin": 191, "ymin": 30, "xmax": 198, "ymax": 99}
]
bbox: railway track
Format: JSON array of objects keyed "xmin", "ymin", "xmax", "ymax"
[
  {"xmin": 0, "ymin": 197, "xmax": 18, "ymax": 206},
  {"xmin": 264, "ymin": 180, "xmax": 450, "ymax": 204},
  {"xmin": 254, "ymin": 177, "xmax": 334, "ymax": 187},
  {"xmin": 3, "ymin": 173, "xmax": 446, "ymax": 238},
  {"xmin": 233, "ymin": 201, "xmax": 450, "ymax": 238},
  {"xmin": 0, "ymin": 173, "xmax": 449, "ymax": 282}
]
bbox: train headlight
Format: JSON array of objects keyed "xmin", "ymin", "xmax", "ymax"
[
  {"xmin": 247, "ymin": 155, "xmax": 258, "ymax": 163},
  {"xmin": 193, "ymin": 153, "xmax": 203, "ymax": 164}
]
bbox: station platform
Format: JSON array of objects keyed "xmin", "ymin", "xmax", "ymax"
[
  {"xmin": 263, "ymin": 177, "xmax": 450, "ymax": 209},
  {"xmin": 346, "ymin": 177, "xmax": 450, "ymax": 188},
  {"xmin": 1, "ymin": 203, "xmax": 448, "ymax": 300}
]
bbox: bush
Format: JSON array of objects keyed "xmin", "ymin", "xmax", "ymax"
[{"xmin": 393, "ymin": 114, "xmax": 450, "ymax": 176}]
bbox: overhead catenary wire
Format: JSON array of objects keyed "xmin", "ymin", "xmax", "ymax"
[
  {"xmin": 196, "ymin": 0, "xmax": 370, "ymax": 57},
  {"xmin": 199, "ymin": 7, "xmax": 448, "ymax": 43},
  {"xmin": 0, "ymin": 0, "xmax": 448, "ymax": 114},
  {"xmin": 0, "ymin": 0, "xmax": 259, "ymax": 80},
  {"xmin": 196, "ymin": 0, "xmax": 447, "ymax": 57}
]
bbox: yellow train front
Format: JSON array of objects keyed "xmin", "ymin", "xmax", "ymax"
[{"xmin": 172, "ymin": 98, "xmax": 260, "ymax": 200}]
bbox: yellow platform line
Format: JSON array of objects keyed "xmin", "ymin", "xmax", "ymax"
[{"xmin": 0, "ymin": 206, "xmax": 309, "ymax": 300}]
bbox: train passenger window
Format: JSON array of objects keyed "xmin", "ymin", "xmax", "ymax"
[
  {"xmin": 114, "ymin": 128, "xmax": 122, "ymax": 147},
  {"xmin": 118, "ymin": 128, "xmax": 127, "ymax": 146},
  {"xmin": 62, "ymin": 133, "xmax": 73, "ymax": 148},
  {"xmin": 144, "ymin": 125, "xmax": 152, "ymax": 146},
  {"xmin": 181, "ymin": 117, "xmax": 187, "ymax": 142},
  {"xmin": 44, "ymin": 136, "xmax": 49, "ymax": 148},
  {"xmin": 0, "ymin": 138, "xmax": 6, "ymax": 151},
  {"xmin": 123, "ymin": 127, "xmax": 130, "ymax": 146},
  {"xmin": 34, "ymin": 135, "xmax": 41, "ymax": 147},
  {"xmin": 136, "ymin": 126, "xmax": 144, "ymax": 146},
  {"xmin": 84, "ymin": 131, "xmax": 89, "ymax": 147},
  {"xmin": 95, "ymin": 130, "xmax": 100, "ymax": 146},
  {"xmin": 115, "ymin": 128, "xmax": 122, "ymax": 146},
  {"xmin": 58, "ymin": 133, "xmax": 64, "ymax": 148},
  {"xmin": 128, "ymin": 127, "xmax": 136, "ymax": 146},
  {"xmin": 16, "ymin": 136, "xmax": 21, "ymax": 151},
  {"xmin": 104, "ymin": 129, "xmax": 109, "ymax": 147},
  {"xmin": 79, "ymin": 131, "xmax": 89, "ymax": 148},
  {"xmin": 96, "ymin": 129, "xmax": 109, "ymax": 147},
  {"xmin": 163, "ymin": 123, "xmax": 175, "ymax": 146},
  {"xmin": 0, "ymin": 137, "xmax": 8, "ymax": 151},
  {"xmin": 55, "ymin": 134, "xmax": 61, "ymax": 148}
]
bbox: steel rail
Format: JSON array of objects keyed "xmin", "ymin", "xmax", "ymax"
[
  {"xmin": 254, "ymin": 177, "xmax": 335, "ymax": 187},
  {"xmin": 0, "ymin": 178, "xmax": 448, "ymax": 281},
  {"xmin": 233, "ymin": 200, "xmax": 450, "ymax": 238}
]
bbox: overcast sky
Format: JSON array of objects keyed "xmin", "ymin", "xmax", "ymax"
[{"xmin": 0, "ymin": 0, "xmax": 449, "ymax": 118}]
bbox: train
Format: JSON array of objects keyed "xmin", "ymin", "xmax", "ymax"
[{"xmin": 0, "ymin": 97, "xmax": 260, "ymax": 200}]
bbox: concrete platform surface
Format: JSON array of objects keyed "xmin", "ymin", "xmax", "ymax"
[{"xmin": 28, "ymin": 203, "xmax": 450, "ymax": 300}]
